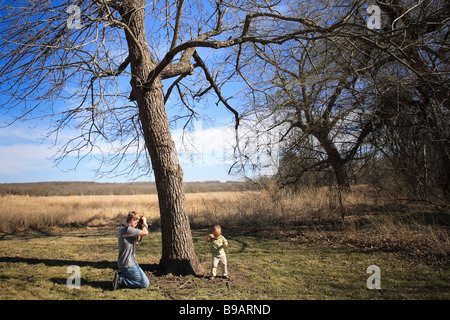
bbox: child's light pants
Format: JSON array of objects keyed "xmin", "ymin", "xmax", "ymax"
[{"xmin": 210, "ymin": 253, "xmax": 228, "ymax": 277}]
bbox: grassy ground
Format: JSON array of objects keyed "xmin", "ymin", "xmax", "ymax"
[
  {"xmin": 1, "ymin": 187, "xmax": 448, "ymax": 300},
  {"xmin": 0, "ymin": 227, "xmax": 448, "ymax": 300}
]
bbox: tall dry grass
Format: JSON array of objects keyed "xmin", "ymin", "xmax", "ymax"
[
  {"xmin": 0, "ymin": 187, "xmax": 375, "ymax": 232},
  {"xmin": 185, "ymin": 185, "xmax": 449, "ymax": 263},
  {"xmin": 0, "ymin": 194, "xmax": 160, "ymax": 232},
  {"xmin": 1, "ymin": 186, "xmax": 448, "ymax": 263},
  {"xmin": 0, "ymin": 185, "xmax": 422, "ymax": 232},
  {"xmin": 186, "ymin": 185, "xmax": 385, "ymax": 228}
]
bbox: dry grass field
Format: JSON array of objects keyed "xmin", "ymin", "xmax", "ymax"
[
  {"xmin": 0, "ymin": 185, "xmax": 449, "ymax": 300},
  {"xmin": 1, "ymin": 185, "xmax": 449, "ymax": 264},
  {"xmin": 0, "ymin": 193, "xmax": 160, "ymax": 233},
  {"xmin": 0, "ymin": 185, "xmax": 382, "ymax": 231},
  {"xmin": 0, "ymin": 191, "xmax": 243, "ymax": 232}
]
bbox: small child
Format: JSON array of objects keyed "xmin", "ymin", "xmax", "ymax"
[{"xmin": 206, "ymin": 224, "xmax": 229, "ymax": 279}]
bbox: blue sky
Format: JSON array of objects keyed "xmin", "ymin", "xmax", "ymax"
[
  {"xmin": 0, "ymin": 1, "xmax": 243, "ymax": 184},
  {"xmin": 0, "ymin": 99, "xmax": 243, "ymax": 183},
  {"xmin": 0, "ymin": 94, "xmax": 280, "ymax": 183},
  {"xmin": 0, "ymin": 57, "xmax": 243, "ymax": 184},
  {"xmin": 0, "ymin": 1, "xmax": 281, "ymax": 184},
  {"xmin": 0, "ymin": 119, "xmax": 242, "ymax": 184}
]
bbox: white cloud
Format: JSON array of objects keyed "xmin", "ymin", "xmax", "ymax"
[
  {"xmin": 0, "ymin": 121, "xmax": 49, "ymax": 141},
  {"xmin": 172, "ymin": 122, "xmax": 236, "ymax": 168},
  {"xmin": 171, "ymin": 120, "xmax": 280, "ymax": 176},
  {"xmin": 0, "ymin": 143, "xmax": 55, "ymax": 176},
  {"xmin": 0, "ymin": 116, "xmax": 281, "ymax": 182}
]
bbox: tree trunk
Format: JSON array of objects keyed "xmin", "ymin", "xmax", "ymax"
[
  {"xmin": 120, "ymin": 0, "xmax": 204, "ymax": 276},
  {"xmin": 137, "ymin": 82, "xmax": 204, "ymax": 275},
  {"xmin": 316, "ymin": 130, "xmax": 351, "ymax": 192},
  {"xmin": 331, "ymin": 160, "xmax": 350, "ymax": 192}
]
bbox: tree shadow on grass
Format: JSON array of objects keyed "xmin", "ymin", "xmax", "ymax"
[
  {"xmin": 49, "ymin": 277, "xmax": 113, "ymax": 290},
  {"xmin": 0, "ymin": 256, "xmax": 161, "ymax": 291},
  {"xmin": 0, "ymin": 256, "xmax": 117, "ymax": 269}
]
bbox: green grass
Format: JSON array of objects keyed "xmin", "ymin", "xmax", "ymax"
[{"xmin": 0, "ymin": 228, "xmax": 448, "ymax": 300}]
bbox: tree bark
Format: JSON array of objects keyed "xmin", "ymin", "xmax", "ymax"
[
  {"xmin": 137, "ymin": 82, "xmax": 204, "ymax": 275},
  {"xmin": 119, "ymin": 0, "xmax": 204, "ymax": 275},
  {"xmin": 315, "ymin": 129, "xmax": 351, "ymax": 192}
]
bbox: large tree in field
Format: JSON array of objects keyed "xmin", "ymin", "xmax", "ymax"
[
  {"xmin": 4, "ymin": 0, "xmax": 445, "ymax": 275},
  {"xmin": 241, "ymin": 35, "xmax": 379, "ymax": 191},
  {"xmin": 234, "ymin": 0, "xmax": 449, "ymax": 198},
  {"xmin": 232, "ymin": 1, "xmax": 380, "ymax": 191},
  {"xmin": 0, "ymin": 0, "xmax": 349, "ymax": 274}
]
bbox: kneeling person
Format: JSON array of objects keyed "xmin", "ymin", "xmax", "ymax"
[{"xmin": 113, "ymin": 211, "xmax": 150, "ymax": 290}]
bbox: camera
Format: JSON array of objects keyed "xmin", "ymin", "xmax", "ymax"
[
  {"xmin": 137, "ymin": 217, "xmax": 151, "ymax": 230},
  {"xmin": 136, "ymin": 217, "xmax": 151, "ymax": 243}
]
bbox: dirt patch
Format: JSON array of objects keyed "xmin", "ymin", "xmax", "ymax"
[{"xmin": 142, "ymin": 261, "xmax": 249, "ymax": 300}]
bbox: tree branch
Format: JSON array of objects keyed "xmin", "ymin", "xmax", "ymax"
[
  {"xmin": 170, "ymin": 0, "xmax": 185, "ymax": 51},
  {"xmin": 193, "ymin": 51, "xmax": 239, "ymax": 130},
  {"xmin": 144, "ymin": 10, "xmax": 342, "ymax": 89}
]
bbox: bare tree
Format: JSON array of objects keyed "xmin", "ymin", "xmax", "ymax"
[
  {"xmin": 0, "ymin": 0, "xmax": 354, "ymax": 274},
  {"xmin": 3, "ymin": 0, "xmax": 445, "ymax": 275},
  {"xmin": 233, "ymin": 2, "xmax": 379, "ymax": 191},
  {"xmin": 367, "ymin": 0, "xmax": 450, "ymax": 200},
  {"xmin": 233, "ymin": 0, "xmax": 449, "ymax": 201}
]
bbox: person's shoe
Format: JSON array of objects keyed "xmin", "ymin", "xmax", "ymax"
[{"xmin": 112, "ymin": 270, "xmax": 121, "ymax": 290}]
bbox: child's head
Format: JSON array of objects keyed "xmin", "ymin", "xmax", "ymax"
[{"xmin": 211, "ymin": 224, "xmax": 222, "ymax": 237}]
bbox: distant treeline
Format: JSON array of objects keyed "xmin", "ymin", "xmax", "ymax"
[{"xmin": 0, "ymin": 180, "xmax": 249, "ymax": 196}]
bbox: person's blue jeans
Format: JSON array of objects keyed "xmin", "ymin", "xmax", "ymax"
[{"xmin": 119, "ymin": 263, "xmax": 150, "ymax": 289}]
